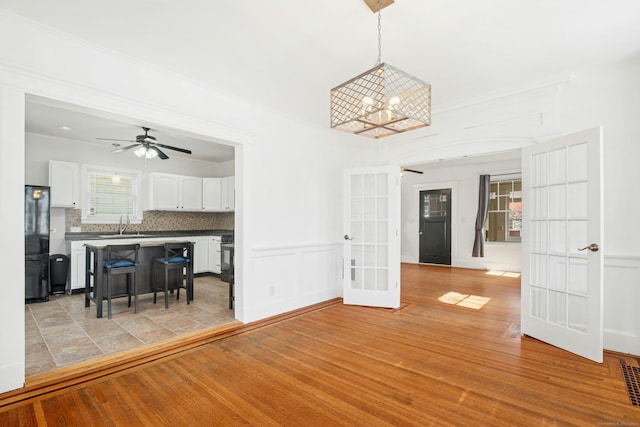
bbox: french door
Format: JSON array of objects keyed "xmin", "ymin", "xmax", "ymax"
[
  {"xmin": 521, "ymin": 127, "xmax": 603, "ymax": 362},
  {"xmin": 343, "ymin": 166, "xmax": 401, "ymax": 308}
]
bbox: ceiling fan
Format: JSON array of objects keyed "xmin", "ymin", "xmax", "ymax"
[{"xmin": 97, "ymin": 126, "xmax": 192, "ymax": 160}]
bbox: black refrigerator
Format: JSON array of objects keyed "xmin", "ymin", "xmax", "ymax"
[{"xmin": 25, "ymin": 185, "xmax": 50, "ymax": 303}]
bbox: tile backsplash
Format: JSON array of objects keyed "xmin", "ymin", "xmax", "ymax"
[{"xmin": 65, "ymin": 209, "xmax": 234, "ymax": 233}]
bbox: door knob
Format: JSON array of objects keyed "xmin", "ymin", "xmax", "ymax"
[
  {"xmin": 344, "ymin": 235, "xmax": 354, "ymax": 241},
  {"xmin": 578, "ymin": 243, "xmax": 599, "ymax": 252}
]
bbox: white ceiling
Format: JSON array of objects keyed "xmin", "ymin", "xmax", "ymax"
[
  {"xmin": 25, "ymin": 95, "xmax": 236, "ymax": 163},
  {"xmin": 5, "ymin": 0, "xmax": 640, "ymax": 153}
]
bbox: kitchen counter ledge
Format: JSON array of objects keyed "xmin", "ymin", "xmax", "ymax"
[{"xmin": 66, "ymin": 230, "xmax": 233, "ymax": 241}]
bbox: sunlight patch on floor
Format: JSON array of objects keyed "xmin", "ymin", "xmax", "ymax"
[
  {"xmin": 486, "ymin": 270, "xmax": 521, "ymax": 278},
  {"xmin": 438, "ymin": 292, "xmax": 491, "ymax": 309}
]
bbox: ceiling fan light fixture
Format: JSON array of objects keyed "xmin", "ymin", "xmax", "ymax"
[
  {"xmin": 330, "ymin": 0, "xmax": 431, "ymax": 139},
  {"xmin": 134, "ymin": 145, "xmax": 158, "ymax": 159}
]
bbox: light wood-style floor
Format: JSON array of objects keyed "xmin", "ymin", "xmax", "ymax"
[{"xmin": 2, "ymin": 264, "xmax": 639, "ymax": 425}]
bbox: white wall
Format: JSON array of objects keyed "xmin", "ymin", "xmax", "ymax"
[
  {"xmin": 0, "ymin": 11, "xmax": 378, "ymax": 393},
  {"xmin": 401, "ymin": 155, "xmax": 522, "ymax": 271},
  {"xmin": 0, "ymin": 87, "xmax": 26, "ymax": 393}
]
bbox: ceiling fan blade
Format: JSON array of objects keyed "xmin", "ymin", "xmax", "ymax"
[
  {"xmin": 155, "ymin": 143, "xmax": 192, "ymax": 155},
  {"xmin": 111, "ymin": 144, "xmax": 140, "ymax": 153},
  {"xmin": 149, "ymin": 146, "xmax": 169, "ymax": 160},
  {"xmin": 401, "ymin": 168, "xmax": 423, "ymax": 174},
  {"xmin": 97, "ymin": 138, "xmax": 137, "ymax": 143}
]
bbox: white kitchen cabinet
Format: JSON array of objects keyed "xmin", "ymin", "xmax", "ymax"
[
  {"xmin": 202, "ymin": 178, "xmax": 222, "ymax": 210},
  {"xmin": 208, "ymin": 236, "xmax": 222, "ymax": 274},
  {"xmin": 192, "ymin": 236, "xmax": 210, "ymax": 274},
  {"xmin": 180, "ymin": 176, "xmax": 203, "ymax": 210},
  {"xmin": 220, "ymin": 176, "xmax": 235, "ymax": 211},
  {"xmin": 149, "ymin": 173, "xmax": 180, "ymax": 210},
  {"xmin": 149, "ymin": 173, "xmax": 203, "ymax": 211},
  {"xmin": 70, "ymin": 244, "xmax": 88, "ymax": 291},
  {"xmin": 49, "ymin": 160, "xmax": 79, "ymax": 208}
]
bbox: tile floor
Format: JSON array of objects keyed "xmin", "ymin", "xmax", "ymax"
[{"xmin": 25, "ymin": 275, "xmax": 236, "ymax": 377}]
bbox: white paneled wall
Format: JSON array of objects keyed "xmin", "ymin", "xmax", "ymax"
[
  {"xmin": 604, "ymin": 255, "xmax": 640, "ymax": 355},
  {"xmin": 247, "ymin": 243, "xmax": 342, "ymax": 323}
]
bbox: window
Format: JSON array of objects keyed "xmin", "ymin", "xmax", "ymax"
[
  {"xmin": 81, "ymin": 166, "xmax": 143, "ymax": 224},
  {"xmin": 486, "ymin": 178, "xmax": 521, "ymax": 243}
]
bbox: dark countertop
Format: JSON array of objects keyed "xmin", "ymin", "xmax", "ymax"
[{"xmin": 66, "ymin": 229, "xmax": 233, "ymax": 241}]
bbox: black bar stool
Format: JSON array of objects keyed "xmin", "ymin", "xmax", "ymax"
[
  {"xmin": 153, "ymin": 242, "xmax": 192, "ymax": 309},
  {"xmin": 103, "ymin": 244, "xmax": 140, "ymax": 319}
]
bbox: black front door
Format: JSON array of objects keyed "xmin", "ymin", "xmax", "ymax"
[{"xmin": 419, "ymin": 189, "xmax": 451, "ymax": 265}]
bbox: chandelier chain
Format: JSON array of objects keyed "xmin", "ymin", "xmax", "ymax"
[{"xmin": 376, "ymin": 0, "xmax": 382, "ymax": 66}]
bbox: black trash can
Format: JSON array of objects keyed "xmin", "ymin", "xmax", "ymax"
[{"xmin": 49, "ymin": 254, "xmax": 69, "ymax": 294}]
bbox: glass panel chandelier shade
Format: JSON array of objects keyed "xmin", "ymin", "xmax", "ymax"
[{"xmin": 331, "ymin": 63, "xmax": 431, "ymax": 139}]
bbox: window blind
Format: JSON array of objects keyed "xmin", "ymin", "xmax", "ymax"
[{"xmin": 87, "ymin": 172, "xmax": 136, "ymax": 216}]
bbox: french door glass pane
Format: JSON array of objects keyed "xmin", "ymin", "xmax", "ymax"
[
  {"xmin": 377, "ymin": 245, "xmax": 388, "ymax": 267},
  {"xmin": 531, "ymin": 254, "xmax": 547, "ymax": 287},
  {"xmin": 568, "ymin": 182, "xmax": 587, "ymax": 218},
  {"xmin": 531, "ymin": 221, "xmax": 548, "ymax": 252},
  {"xmin": 568, "ymin": 143, "xmax": 588, "ymax": 181},
  {"xmin": 363, "ymin": 174, "xmax": 376, "ymax": 197},
  {"xmin": 364, "ymin": 268, "xmax": 376, "ymax": 290},
  {"xmin": 363, "ymin": 221, "xmax": 375, "ymax": 243},
  {"xmin": 568, "ymin": 294, "xmax": 588, "ymax": 333},
  {"xmin": 351, "ymin": 175, "xmax": 362, "ymax": 197},
  {"xmin": 377, "ymin": 270, "xmax": 388, "ymax": 291},
  {"xmin": 377, "ymin": 221, "xmax": 388, "ymax": 244},
  {"xmin": 376, "ymin": 173, "xmax": 388, "ymax": 195},
  {"xmin": 363, "ymin": 198, "xmax": 375, "ymax": 220},
  {"xmin": 568, "ymin": 258, "xmax": 588, "ymax": 295},
  {"xmin": 548, "ymin": 256, "xmax": 566, "ymax": 291},
  {"xmin": 548, "ymin": 185, "xmax": 566, "ymax": 219},
  {"xmin": 532, "ymin": 153, "xmax": 547, "ymax": 186},
  {"xmin": 377, "ymin": 197, "xmax": 388, "ymax": 220},
  {"xmin": 548, "ymin": 148, "xmax": 567, "ymax": 184},
  {"xmin": 568, "ymin": 220, "xmax": 588, "ymax": 255},
  {"xmin": 549, "ymin": 290, "xmax": 567, "ymax": 327},
  {"xmin": 549, "ymin": 221, "xmax": 566, "ymax": 254},
  {"xmin": 531, "ymin": 287, "xmax": 547, "ymax": 320}
]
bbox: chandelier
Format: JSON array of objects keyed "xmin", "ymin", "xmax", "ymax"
[{"xmin": 330, "ymin": 0, "xmax": 431, "ymax": 139}]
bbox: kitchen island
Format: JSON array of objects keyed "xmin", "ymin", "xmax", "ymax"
[
  {"xmin": 66, "ymin": 230, "xmax": 233, "ymax": 292},
  {"xmin": 84, "ymin": 240, "xmax": 194, "ymax": 318}
]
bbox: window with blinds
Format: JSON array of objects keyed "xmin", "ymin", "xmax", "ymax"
[{"xmin": 87, "ymin": 170, "xmax": 136, "ymax": 217}]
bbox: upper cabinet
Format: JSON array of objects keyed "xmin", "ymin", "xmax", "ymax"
[
  {"xmin": 180, "ymin": 176, "xmax": 203, "ymax": 210},
  {"xmin": 221, "ymin": 176, "xmax": 235, "ymax": 211},
  {"xmin": 148, "ymin": 173, "xmax": 232, "ymax": 212},
  {"xmin": 149, "ymin": 173, "xmax": 180, "ymax": 210},
  {"xmin": 149, "ymin": 173, "xmax": 202, "ymax": 211},
  {"xmin": 203, "ymin": 178, "xmax": 222, "ymax": 210},
  {"xmin": 49, "ymin": 160, "xmax": 79, "ymax": 208}
]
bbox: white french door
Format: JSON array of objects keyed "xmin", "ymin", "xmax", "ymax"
[
  {"xmin": 521, "ymin": 127, "xmax": 603, "ymax": 362},
  {"xmin": 343, "ymin": 165, "xmax": 401, "ymax": 308}
]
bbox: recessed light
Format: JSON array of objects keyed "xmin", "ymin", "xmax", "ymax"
[{"xmin": 57, "ymin": 125, "xmax": 72, "ymax": 131}]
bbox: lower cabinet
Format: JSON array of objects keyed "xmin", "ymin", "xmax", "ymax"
[
  {"xmin": 193, "ymin": 236, "xmax": 210, "ymax": 274},
  {"xmin": 208, "ymin": 236, "xmax": 222, "ymax": 274}
]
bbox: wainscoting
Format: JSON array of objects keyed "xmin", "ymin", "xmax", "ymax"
[
  {"xmin": 604, "ymin": 254, "xmax": 640, "ymax": 355},
  {"xmin": 246, "ymin": 242, "xmax": 342, "ymax": 322}
]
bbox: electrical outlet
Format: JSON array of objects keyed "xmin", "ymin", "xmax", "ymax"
[{"xmin": 269, "ymin": 286, "xmax": 275, "ymax": 296}]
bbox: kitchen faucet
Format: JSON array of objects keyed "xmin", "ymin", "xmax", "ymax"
[{"xmin": 119, "ymin": 214, "xmax": 130, "ymax": 235}]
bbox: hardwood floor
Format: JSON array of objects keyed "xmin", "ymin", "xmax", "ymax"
[{"xmin": 2, "ymin": 264, "xmax": 639, "ymax": 425}]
